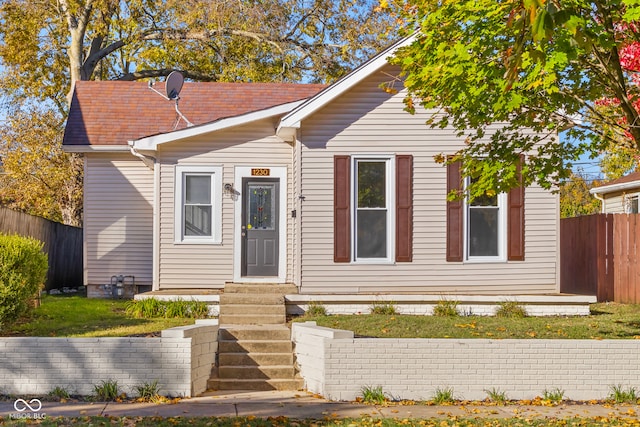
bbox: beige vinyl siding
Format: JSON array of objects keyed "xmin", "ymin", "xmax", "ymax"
[
  {"xmin": 297, "ymin": 64, "xmax": 559, "ymax": 294},
  {"xmin": 156, "ymin": 119, "xmax": 294, "ymax": 289},
  {"xmin": 84, "ymin": 154, "xmax": 153, "ymax": 287},
  {"xmin": 602, "ymin": 191, "xmax": 639, "ymax": 213}
]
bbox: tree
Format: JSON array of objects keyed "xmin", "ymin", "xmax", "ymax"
[
  {"xmin": 0, "ymin": 0, "xmax": 397, "ymax": 225},
  {"xmin": 599, "ymin": 142, "xmax": 638, "ymax": 180},
  {"xmin": 0, "ymin": 106, "xmax": 83, "ymax": 226},
  {"xmin": 385, "ymin": 0, "xmax": 640, "ymax": 198},
  {"xmin": 559, "ymin": 170, "xmax": 602, "ymax": 218}
]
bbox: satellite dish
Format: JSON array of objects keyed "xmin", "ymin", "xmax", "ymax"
[{"xmin": 165, "ymin": 71, "xmax": 184, "ymax": 100}]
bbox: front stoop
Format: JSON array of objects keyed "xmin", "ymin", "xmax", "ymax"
[{"xmin": 207, "ymin": 283, "xmax": 303, "ymax": 392}]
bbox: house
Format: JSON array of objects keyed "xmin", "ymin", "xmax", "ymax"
[
  {"xmin": 63, "ymin": 37, "xmax": 565, "ymax": 303},
  {"xmin": 590, "ymin": 171, "xmax": 640, "ymax": 213}
]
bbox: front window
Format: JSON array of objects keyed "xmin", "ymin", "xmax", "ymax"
[
  {"xmin": 175, "ymin": 166, "xmax": 222, "ymax": 243},
  {"xmin": 465, "ymin": 178, "xmax": 506, "ymax": 261},
  {"xmin": 184, "ymin": 174, "xmax": 212, "ymax": 236},
  {"xmin": 353, "ymin": 157, "xmax": 394, "ymax": 262}
]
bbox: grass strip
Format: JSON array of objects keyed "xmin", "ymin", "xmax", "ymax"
[{"xmin": 296, "ymin": 303, "xmax": 640, "ymax": 340}]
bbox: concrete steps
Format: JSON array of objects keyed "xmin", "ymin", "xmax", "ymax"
[
  {"xmin": 207, "ymin": 283, "xmax": 302, "ymax": 392},
  {"xmin": 207, "ymin": 378, "xmax": 303, "ymax": 391}
]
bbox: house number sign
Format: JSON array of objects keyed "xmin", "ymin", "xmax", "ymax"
[{"xmin": 251, "ymin": 168, "xmax": 270, "ymax": 176}]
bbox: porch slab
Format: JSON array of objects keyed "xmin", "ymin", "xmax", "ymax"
[
  {"xmin": 285, "ymin": 293, "xmax": 597, "ymax": 316},
  {"xmin": 134, "ymin": 289, "xmax": 221, "ymax": 303},
  {"xmin": 133, "ymin": 290, "xmax": 596, "ymax": 317}
]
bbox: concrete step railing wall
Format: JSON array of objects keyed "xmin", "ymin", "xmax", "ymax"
[{"xmin": 0, "ymin": 320, "xmax": 218, "ymax": 398}]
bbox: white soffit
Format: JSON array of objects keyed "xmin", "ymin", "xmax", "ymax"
[{"xmin": 590, "ymin": 181, "xmax": 640, "ymax": 195}]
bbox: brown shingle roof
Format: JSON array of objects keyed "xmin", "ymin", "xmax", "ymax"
[
  {"xmin": 62, "ymin": 81, "xmax": 326, "ymax": 146},
  {"xmin": 590, "ymin": 170, "xmax": 640, "ymax": 195},
  {"xmin": 599, "ymin": 171, "xmax": 640, "ymax": 187}
]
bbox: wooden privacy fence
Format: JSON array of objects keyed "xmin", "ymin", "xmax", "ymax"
[
  {"xmin": 0, "ymin": 208, "xmax": 82, "ymax": 290},
  {"xmin": 561, "ymin": 213, "xmax": 640, "ymax": 303}
]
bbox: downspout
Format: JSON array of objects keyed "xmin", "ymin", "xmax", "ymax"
[
  {"xmin": 128, "ymin": 142, "xmax": 159, "ymax": 291},
  {"xmin": 129, "ymin": 145, "xmax": 156, "ymax": 170},
  {"xmin": 593, "ymin": 193, "xmax": 605, "ymax": 213}
]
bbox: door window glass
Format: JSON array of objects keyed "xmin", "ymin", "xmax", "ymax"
[{"xmin": 247, "ymin": 184, "xmax": 275, "ymax": 230}]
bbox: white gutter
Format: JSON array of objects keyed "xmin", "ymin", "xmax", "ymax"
[
  {"xmin": 63, "ymin": 145, "xmax": 131, "ymax": 153},
  {"xmin": 128, "ymin": 143, "xmax": 156, "ymax": 170},
  {"xmin": 590, "ymin": 181, "xmax": 640, "ymax": 196}
]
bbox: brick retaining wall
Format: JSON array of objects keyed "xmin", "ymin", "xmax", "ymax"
[
  {"xmin": 0, "ymin": 321, "xmax": 217, "ymax": 397},
  {"xmin": 292, "ymin": 321, "xmax": 640, "ymax": 402}
]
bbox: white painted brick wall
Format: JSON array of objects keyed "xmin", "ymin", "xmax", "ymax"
[
  {"xmin": 286, "ymin": 294, "xmax": 594, "ymax": 317},
  {"xmin": 0, "ymin": 322, "xmax": 218, "ymax": 398},
  {"xmin": 292, "ymin": 322, "xmax": 640, "ymax": 402}
]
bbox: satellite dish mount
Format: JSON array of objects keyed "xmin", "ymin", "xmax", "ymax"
[{"xmin": 148, "ymin": 71, "xmax": 193, "ymax": 128}]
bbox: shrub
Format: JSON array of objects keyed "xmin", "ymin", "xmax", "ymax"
[
  {"xmin": 306, "ymin": 300, "xmax": 327, "ymax": 316},
  {"xmin": 93, "ymin": 379, "xmax": 120, "ymax": 401},
  {"xmin": 125, "ymin": 297, "xmax": 162, "ymax": 318},
  {"xmin": 125, "ymin": 298, "xmax": 210, "ymax": 319},
  {"xmin": 0, "ymin": 233, "xmax": 48, "ymax": 330},
  {"xmin": 135, "ymin": 380, "xmax": 161, "ymax": 400},
  {"xmin": 164, "ymin": 299, "xmax": 190, "ymax": 318},
  {"xmin": 495, "ymin": 301, "xmax": 528, "ymax": 318},
  {"xmin": 542, "ymin": 387, "xmax": 565, "ymax": 403},
  {"xmin": 484, "ymin": 387, "xmax": 508, "ymax": 404},
  {"xmin": 360, "ymin": 385, "xmax": 387, "ymax": 404},
  {"xmin": 370, "ymin": 301, "xmax": 397, "ymax": 315},
  {"xmin": 432, "ymin": 386, "xmax": 456, "ymax": 404},
  {"xmin": 608, "ymin": 384, "xmax": 638, "ymax": 403},
  {"xmin": 433, "ymin": 299, "xmax": 459, "ymax": 317},
  {"xmin": 47, "ymin": 386, "xmax": 71, "ymax": 401}
]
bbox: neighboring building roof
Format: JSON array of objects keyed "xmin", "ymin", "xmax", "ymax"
[
  {"xmin": 590, "ymin": 171, "xmax": 640, "ymax": 195},
  {"xmin": 62, "ymin": 81, "xmax": 326, "ymax": 149}
]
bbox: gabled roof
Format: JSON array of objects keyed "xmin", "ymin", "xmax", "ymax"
[
  {"xmin": 590, "ymin": 171, "xmax": 640, "ymax": 195},
  {"xmin": 62, "ymin": 81, "xmax": 326, "ymax": 150},
  {"xmin": 276, "ymin": 34, "xmax": 416, "ymax": 138},
  {"xmin": 132, "ymin": 100, "xmax": 306, "ymax": 150}
]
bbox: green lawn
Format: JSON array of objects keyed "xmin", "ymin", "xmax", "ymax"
[
  {"xmin": 295, "ymin": 303, "xmax": 640, "ymax": 340},
  {"xmin": 0, "ymin": 295, "xmax": 195, "ymax": 337},
  {"xmin": 6, "ymin": 297, "xmax": 640, "ymax": 340}
]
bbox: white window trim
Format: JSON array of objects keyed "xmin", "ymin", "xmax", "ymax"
[
  {"xmin": 625, "ymin": 193, "xmax": 639, "ymax": 214},
  {"xmin": 463, "ymin": 182, "xmax": 507, "ymax": 263},
  {"xmin": 232, "ymin": 166, "xmax": 287, "ymax": 283},
  {"xmin": 350, "ymin": 155, "xmax": 395, "ymax": 264},
  {"xmin": 174, "ymin": 165, "xmax": 223, "ymax": 244}
]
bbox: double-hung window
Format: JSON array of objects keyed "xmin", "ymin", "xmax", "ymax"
[
  {"xmin": 175, "ymin": 165, "xmax": 222, "ymax": 243},
  {"xmin": 353, "ymin": 156, "xmax": 394, "ymax": 263},
  {"xmin": 334, "ymin": 155, "xmax": 413, "ymax": 264},
  {"xmin": 446, "ymin": 159, "xmax": 524, "ymax": 263},
  {"xmin": 465, "ymin": 177, "xmax": 506, "ymax": 261}
]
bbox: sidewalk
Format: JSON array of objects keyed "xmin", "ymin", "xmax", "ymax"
[{"xmin": 1, "ymin": 391, "xmax": 639, "ymax": 420}]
